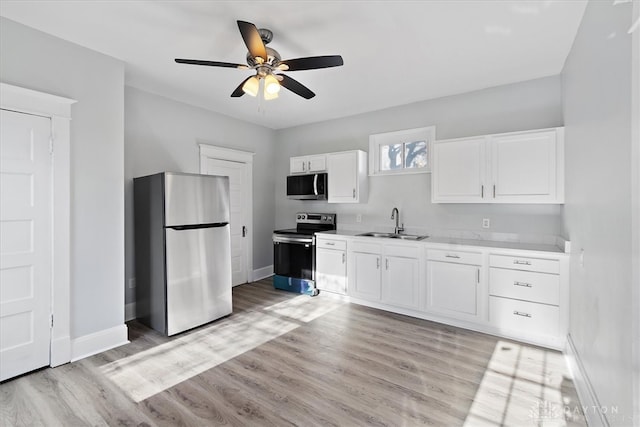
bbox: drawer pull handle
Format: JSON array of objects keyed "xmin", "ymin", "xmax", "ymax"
[
  {"xmin": 326, "ymin": 242, "xmax": 335, "ymax": 246},
  {"xmin": 513, "ymin": 281, "xmax": 532, "ymax": 288},
  {"xmin": 513, "ymin": 260, "xmax": 531, "ymax": 265},
  {"xmin": 513, "ymin": 311, "xmax": 532, "ymax": 318},
  {"xmin": 445, "ymin": 254, "xmax": 460, "ymax": 259}
]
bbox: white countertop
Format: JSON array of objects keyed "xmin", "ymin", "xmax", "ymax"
[{"xmin": 316, "ymin": 229, "xmax": 568, "ymax": 254}]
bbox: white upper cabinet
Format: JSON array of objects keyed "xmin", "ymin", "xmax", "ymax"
[
  {"xmin": 431, "ymin": 137, "xmax": 486, "ymax": 203},
  {"xmin": 327, "ymin": 150, "xmax": 368, "ymax": 204},
  {"xmin": 431, "ymin": 127, "xmax": 564, "ymax": 204},
  {"xmin": 491, "ymin": 130, "xmax": 562, "ymax": 203},
  {"xmin": 290, "ymin": 154, "xmax": 326, "ymax": 174}
]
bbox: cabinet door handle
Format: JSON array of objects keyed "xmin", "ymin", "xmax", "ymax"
[
  {"xmin": 513, "ymin": 311, "xmax": 532, "ymax": 318},
  {"xmin": 376, "ymin": 257, "xmax": 380, "ymax": 269},
  {"xmin": 481, "ymin": 185, "xmax": 484, "ymax": 198},
  {"xmin": 493, "ymin": 184, "xmax": 496, "ymax": 198},
  {"xmin": 352, "ymin": 188, "xmax": 356, "ymax": 199},
  {"xmin": 242, "ymin": 226, "xmax": 247, "ymax": 237},
  {"xmin": 342, "ymin": 253, "xmax": 346, "ymax": 264},
  {"xmin": 302, "ymin": 161, "xmax": 306, "ymax": 172},
  {"xmin": 445, "ymin": 254, "xmax": 460, "ymax": 259},
  {"xmin": 513, "ymin": 260, "xmax": 531, "ymax": 265},
  {"xmin": 477, "ymin": 268, "xmax": 480, "ymax": 284},
  {"xmin": 514, "ymin": 281, "xmax": 532, "ymax": 288},
  {"xmin": 385, "ymin": 258, "xmax": 389, "ymax": 270},
  {"xmin": 308, "ymin": 161, "xmax": 311, "ymax": 171}
]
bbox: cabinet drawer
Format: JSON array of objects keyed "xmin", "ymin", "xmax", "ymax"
[
  {"xmin": 489, "ymin": 296, "xmax": 559, "ymax": 337},
  {"xmin": 316, "ymin": 239, "xmax": 346, "ymax": 251},
  {"xmin": 489, "ymin": 268, "xmax": 559, "ymax": 305},
  {"xmin": 427, "ymin": 249, "xmax": 482, "ymax": 265},
  {"xmin": 490, "ymin": 254, "xmax": 559, "ymax": 274}
]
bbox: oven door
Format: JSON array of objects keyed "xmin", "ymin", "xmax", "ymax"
[{"xmin": 273, "ymin": 234, "xmax": 315, "ymax": 280}]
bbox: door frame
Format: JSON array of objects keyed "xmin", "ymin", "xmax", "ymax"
[
  {"xmin": 0, "ymin": 82, "xmax": 75, "ymax": 367},
  {"xmin": 199, "ymin": 143, "xmax": 255, "ymax": 282}
]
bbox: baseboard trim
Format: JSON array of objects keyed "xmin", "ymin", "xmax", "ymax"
[
  {"xmin": 70, "ymin": 324, "xmax": 129, "ymax": 362},
  {"xmin": 50, "ymin": 335, "xmax": 71, "ymax": 367},
  {"xmin": 125, "ymin": 302, "xmax": 136, "ymax": 322},
  {"xmin": 565, "ymin": 333, "xmax": 609, "ymax": 427},
  {"xmin": 252, "ymin": 265, "xmax": 273, "ymax": 282}
]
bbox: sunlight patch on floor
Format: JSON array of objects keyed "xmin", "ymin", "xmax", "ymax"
[
  {"xmin": 100, "ymin": 293, "xmax": 345, "ymax": 402},
  {"xmin": 463, "ymin": 340, "xmax": 584, "ymax": 427}
]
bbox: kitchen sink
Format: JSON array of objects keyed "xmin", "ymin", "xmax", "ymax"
[
  {"xmin": 358, "ymin": 232, "xmax": 396, "ymax": 238},
  {"xmin": 358, "ymin": 232, "xmax": 429, "ymax": 241}
]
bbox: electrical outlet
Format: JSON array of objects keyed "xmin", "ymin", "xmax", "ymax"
[
  {"xmin": 482, "ymin": 218, "xmax": 490, "ymax": 228},
  {"xmin": 356, "ymin": 214, "xmax": 362, "ymax": 223},
  {"xmin": 128, "ymin": 278, "xmax": 136, "ymax": 289}
]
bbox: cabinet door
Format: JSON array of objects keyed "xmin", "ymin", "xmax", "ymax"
[
  {"xmin": 427, "ymin": 261, "xmax": 479, "ymax": 320},
  {"xmin": 350, "ymin": 251, "xmax": 381, "ymax": 300},
  {"xmin": 383, "ymin": 256, "xmax": 420, "ymax": 310},
  {"xmin": 307, "ymin": 155, "xmax": 326, "ymax": 172},
  {"xmin": 327, "ymin": 151, "xmax": 357, "ymax": 202},
  {"xmin": 490, "ymin": 130, "xmax": 559, "ymax": 203},
  {"xmin": 316, "ymin": 248, "xmax": 346, "ymax": 295},
  {"xmin": 432, "ymin": 137, "xmax": 486, "ymax": 203},
  {"xmin": 290, "ymin": 157, "xmax": 307, "ymax": 174}
]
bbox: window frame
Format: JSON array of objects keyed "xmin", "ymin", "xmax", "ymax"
[{"xmin": 368, "ymin": 126, "xmax": 436, "ymax": 176}]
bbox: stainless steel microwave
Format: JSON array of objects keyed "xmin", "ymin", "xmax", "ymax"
[{"xmin": 286, "ymin": 173, "xmax": 327, "ymax": 200}]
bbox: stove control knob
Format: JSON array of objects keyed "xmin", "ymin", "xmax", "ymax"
[{"xmin": 297, "ymin": 214, "xmax": 302, "ymax": 220}]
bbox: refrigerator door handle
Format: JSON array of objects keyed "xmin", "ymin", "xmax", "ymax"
[{"xmin": 168, "ymin": 222, "xmax": 229, "ymax": 231}]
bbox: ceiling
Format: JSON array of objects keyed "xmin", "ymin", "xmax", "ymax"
[{"xmin": 0, "ymin": 1, "xmax": 587, "ymax": 130}]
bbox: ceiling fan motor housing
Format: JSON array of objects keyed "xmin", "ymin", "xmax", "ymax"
[{"xmin": 246, "ymin": 46, "xmax": 281, "ymax": 68}]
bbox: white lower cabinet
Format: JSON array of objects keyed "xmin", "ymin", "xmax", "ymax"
[
  {"xmin": 382, "ymin": 248, "xmax": 421, "ymax": 310},
  {"xmin": 315, "ymin": 237, "xmax": 347, "ymax": 295},
  {"xmin": 348, "ymin": 241, "xmax": 421, "ymax": 310},
  {"xmin": 350, "ymin": 243, "xmax": 382, "ymax": 300},
  {"xmin": 426, "ymin": 249, "xmax": 483, "ymax": 322},
  {"xmin": 488, "ymin": 253, "xmax": 567, "ymax": 345},
  {"xmin": 328, "ymin": 234, "xmax": 568, "ymax": 349}
]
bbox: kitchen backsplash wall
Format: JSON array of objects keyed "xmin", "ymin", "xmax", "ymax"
[{"xmin": 274, "ymin": 75, "xmax": 564, "ymax": 239}]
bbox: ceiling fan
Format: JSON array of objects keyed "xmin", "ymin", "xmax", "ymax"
[{"xmin": 175, "ymin": 20, "xmax": 344, "ymax": 100}]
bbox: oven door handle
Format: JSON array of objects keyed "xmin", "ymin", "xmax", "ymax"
[{"xmin": 273, "ymin": 235, "xmax": 315, "ymax": 245}]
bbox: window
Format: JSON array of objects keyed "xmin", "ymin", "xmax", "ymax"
[{"xmin": 369, "ymin": 126, "xmax": 436, "ymax": 176}]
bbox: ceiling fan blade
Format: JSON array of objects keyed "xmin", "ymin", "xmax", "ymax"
[
  {"xmin": 231, "ymin": 76, "xmax": 252, "ymax": 97},
  {"xmin": 237, "ymin": 20, "xmax": 267, "ymax": 62},
  {"xmin": 278, "ymin": 74, "xmax": 316, "ymax": 99},
  {"xmin": 279, "ymin": 55, "xmax": 344, "ymax": 71},
  {"xmin": 175, "ymin": 58, "xmax": 247, "ymax": 69}
]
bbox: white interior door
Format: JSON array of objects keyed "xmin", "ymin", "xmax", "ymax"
[
  {"xmin": 0, "ymin": 109, "xmax": 52, "ymax": 381},
  {"xmin": 202, "ymin": 158, "xmax": 249, "ymax": 286}
]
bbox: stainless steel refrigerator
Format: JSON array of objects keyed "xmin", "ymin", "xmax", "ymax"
[{"xmin": 134, "ymin": 172, "xmax": 232, "ymax": 336}]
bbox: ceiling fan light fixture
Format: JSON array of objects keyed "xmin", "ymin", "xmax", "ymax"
[
  {"xmin": 242, "ymin": 76, "xmax": 260, "ymax": 96},
  {"xmin": 264, "ymin": 89, "xmax": 279, "ymax": 101},
  {"xmin": 264, "ymin": 74, "xmax": 281, "ymax": 95}
]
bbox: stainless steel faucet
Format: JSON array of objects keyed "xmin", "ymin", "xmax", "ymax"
[{"xmin": 391, "ymin": 207, "xmax": 404, "ymax": 234}]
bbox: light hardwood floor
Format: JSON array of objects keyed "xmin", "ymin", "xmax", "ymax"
[{"xmin": 0, "ymin": 278, "xmax": 585, "ymax": 426}]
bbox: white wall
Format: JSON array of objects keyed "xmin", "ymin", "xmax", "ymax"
[
  {"xmin": 562, "ymin": 1, "xmax": 636, "ymax": 425},
  {"xmin": 0, "ymin": 18, "xmax": 125, "ymax": 338},
  {"xmin": 124, "ymin": 86, "xmax": 276, "ymax": 304},
  {"xmin": 274, "ymin": 76, "xmax": 564, "ymax": 239}
]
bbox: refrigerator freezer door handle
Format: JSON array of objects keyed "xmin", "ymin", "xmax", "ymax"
[{"xmin": 167, "ymin": 222, "xmax": 229, "ymax": 231}]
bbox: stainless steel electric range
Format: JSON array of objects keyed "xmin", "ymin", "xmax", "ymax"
[{"xmin": 272, "ymin": 212, "xmax": 337, "ymax": 296}]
